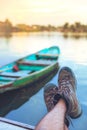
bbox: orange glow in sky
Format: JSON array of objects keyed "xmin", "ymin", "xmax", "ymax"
[{"xmin": 0, "ymin": 0, "xmax": 87, "ymax": 25}]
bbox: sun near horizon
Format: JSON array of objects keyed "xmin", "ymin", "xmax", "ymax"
[{"xmin": 0, "ymin": 0, "xmax": 87, "ymax": 26}]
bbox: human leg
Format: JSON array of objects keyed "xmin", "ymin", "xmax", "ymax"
[
  {"xmin": 35, "ymin": 98, "xmax": 68, "ymax": 130},
  {"xmin": 35, "ymin": 67, "xmax": 82, "ymax": 130},
  {"xmin": 35, "ymin": 83, "xmax": 68, "ymax": 130}
]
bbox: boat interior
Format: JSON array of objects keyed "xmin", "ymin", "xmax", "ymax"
[{"xmin": 0, "ymin": 47, "xmax": 59, "ymax": 85}]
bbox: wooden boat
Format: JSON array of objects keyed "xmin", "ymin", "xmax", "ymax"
[{"xmin": 0, "ymin": 46, "xmax": 60, "ymax": 93}]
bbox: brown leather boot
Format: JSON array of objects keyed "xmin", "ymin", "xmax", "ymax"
[{"xmin": 58, "ymin": 67, "xmax": 82, "ymax": 118}]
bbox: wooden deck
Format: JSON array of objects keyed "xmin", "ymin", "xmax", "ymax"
[{"xmin": 0, "ymin": 117, "xmax": 35, "ymax": 130}]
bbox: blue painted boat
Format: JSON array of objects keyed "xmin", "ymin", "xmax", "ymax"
[{"xmin": 0, "ymin": 46, "xmax": 60, "ymax": 93}]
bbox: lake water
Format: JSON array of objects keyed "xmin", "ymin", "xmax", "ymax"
[{"xmin": 0, "ymin": 32, "xmax": 87, "ymax": 130}]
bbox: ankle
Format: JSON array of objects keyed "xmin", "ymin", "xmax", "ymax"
[{"xmin": 56, "ymin": 99, "xmax": 67, "ymax": 112}]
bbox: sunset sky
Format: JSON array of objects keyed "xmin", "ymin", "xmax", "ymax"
[{"xmin": 0, "ymin": 0, "xmax": 87, "ymax": 26}]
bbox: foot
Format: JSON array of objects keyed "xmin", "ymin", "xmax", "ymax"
[
  {"xmin": 44, "ymin": 83, "xmax": 59, "ymax": 112},
  {"xmin": 58, "ymin": 67, "xmax": 82, "ymax": 118}
]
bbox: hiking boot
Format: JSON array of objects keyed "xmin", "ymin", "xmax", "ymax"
[
  {"xmin": 44, "ymin": 83, "xmax": 69, "ymax": 127},
  {"xmin": 44, "ymin": 83, "xmax": 59, "ymax": 111},
  {"xmin": 58, "ymin": 67, "xmax": 82, "ymax": 118}
]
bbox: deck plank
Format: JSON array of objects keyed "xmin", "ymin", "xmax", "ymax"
[{"xmin": 0, "ymin": 117, "xmax": 35, "ymax": 130}]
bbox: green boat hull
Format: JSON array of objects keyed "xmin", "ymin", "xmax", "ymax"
[{"xmin": 0, "ymin": 46, "xmax": 60, "ymax": 93}]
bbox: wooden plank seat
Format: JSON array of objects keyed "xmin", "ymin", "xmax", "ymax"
[
  {"xmin": 0, "ymin": 70, "xmax": 31, "ymax": 78},
  {"xmin": 35, "ymin": 53, "xmax": 58, "ymax": 59},
  {"xmin": 17, "ymin": 60, "xmax": 54, "ymax": 66},
  {"xmin": 0, "ymin": 76, "xmax": 17, "ymax": 81}
]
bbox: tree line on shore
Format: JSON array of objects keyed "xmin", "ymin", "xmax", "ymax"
[
  {"xmin": 0, "ymin": 19, "xmax": 87, "ymax": 34},
  {"xmin": 58, "ymin": 22, "xmax": 87, "ymax": 33},
  {"xmin": 0, "ymin": 19, "xmax": 57, "ymax": 33}
]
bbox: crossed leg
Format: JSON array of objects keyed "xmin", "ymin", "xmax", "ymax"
[
  {"xmin": 35, "ymin": 99, "xmax": 68, "ymax": 130},
  {"xmin": 35, "ymin": 66, "xmax": 82, "ymax": 130}
]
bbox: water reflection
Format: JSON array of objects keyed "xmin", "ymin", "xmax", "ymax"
[
  {"xmin": 62, "ymin": 33, "xmax": 87, "ymax": 39},
  {"xmin": 0, "ymin": 32, "xmax": 12, "ymax": 39},
  {"xmin": 0, "ymin": 69, "xmax": 58, "ymax": 117},
  {"xmin": 0, "ymin": 32, "xmax": 87, "ymax": 129}
]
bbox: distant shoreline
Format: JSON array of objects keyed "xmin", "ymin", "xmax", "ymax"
[
  {"xmin": 1, "ymin": 19, "xmax": 87, "ymax": 38},
  {"xmin": 1, "ymin": 19, "xmax": 87, "ymax": 34},
  {"xmin": 0, "ymin": 31, "xmax": 87, "ymax": 38}
]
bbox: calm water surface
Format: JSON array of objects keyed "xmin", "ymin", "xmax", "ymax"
[{"xmin": 0, "ymin": 32, "xmax": 87, "ymax": 130}]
